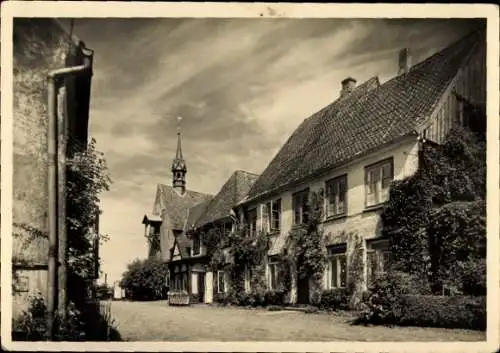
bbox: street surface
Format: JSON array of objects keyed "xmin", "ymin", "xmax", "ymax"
[{"xmin": 107, "ymin": 300, "xmax": 485, "ymax": 341}]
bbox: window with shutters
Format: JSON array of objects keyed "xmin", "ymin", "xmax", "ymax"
[
  {"xmin": 365, "ymin": 158, "xmax": 394, "ymax": 208},
  {"xmin": 327, "ymin": 244, "xmax": 347, "ymax": 289},
  {"xmin": 292, "ymin": 189, "xmax": 310, "ymax": 225},
  {"xmin": 325, "ymin": 174, "xmax": 347, "ymax": 218}
]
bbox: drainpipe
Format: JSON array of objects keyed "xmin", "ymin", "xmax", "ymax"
[
  {"xmin": 57, "ymin": 85, "xmax": 68, "ymax": 325},
  {"xmin": 46, "ymin": 46, "xmax": 93, "ymax": 340}
]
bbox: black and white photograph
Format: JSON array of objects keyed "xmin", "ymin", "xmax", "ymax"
[{"xmin": 1, "ymin": 2, "xmax": 499, "ymax": 351}]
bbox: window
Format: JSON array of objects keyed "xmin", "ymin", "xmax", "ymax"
[
  {"xmin": 326, "ymin": 175, "xmax": 347, "ymax": 218},
  {"xmin": 365, "ymin": 159, "xmax": 394, "ymax": 207},
  {"xmin": 265, "ymin": 199, "xmax": 282, "ymax": 233},
  {"xmin": 247, "ymin": 208, "xmax": 257, "ymax": 237},
  {"xmin": 268, "ymin": 262, "xmax": 279, "ymax": 291},
  {"xmin": 366, "ymin": 239, "xmax": 391, "ymax": 286},
  {"xmin": 292, "ymin": 189, "xmax": 309, "ymax": 225},
  {"xmin": 192, "ymin": 235, "xmax": 201, "ymax": 255},
  {"xmin": 327, "ymin": 245, "xmax": 347, "ymax": 289},
  {"xmin": 217, "ymin": 271, "xmax": 225, "ymax": 293},
  {"xmin": 244, "ymin": 267, "xmax": 251, "ymax": 293}
]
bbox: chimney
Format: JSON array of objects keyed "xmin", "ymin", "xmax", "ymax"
[
  {"xmin": 340, "ymin": 77, "xmax": 357, "ymax": 97},
  {"xmin": 398, "ymin": 48, "xmax": 411, "ymax": 75}
]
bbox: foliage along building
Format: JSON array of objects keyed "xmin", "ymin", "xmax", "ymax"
[
  {"xmin": 11, "ymin": 19, "xmax": 95, "ymax": 318},
  {"xmin": 142, "ymin": 127, "xmax": 259, "ymax": 304},
  {"xmin": 232, "ymin": 28, "xmax": 486, "ymax": 305},
  {"xmin": 168, "ymin": 169, "xmax": 259, "ymax": 304}
]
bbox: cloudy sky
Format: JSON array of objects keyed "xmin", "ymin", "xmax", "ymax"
[{"xmin": 67, "ymin": 17, "xmax": 479, "ymax": 285}]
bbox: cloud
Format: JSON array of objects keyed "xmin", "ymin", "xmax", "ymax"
[{"xmin": 71, "ymin": 18, "xmax": 477, "ymax": 284}]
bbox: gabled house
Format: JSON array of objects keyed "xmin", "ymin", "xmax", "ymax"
[
  {"xmin": 168, "ymin": 170, "xmax": 259, "ymax": 304},
  {"xmin": 233, "ymin": 28, "xmax": 486, "ymax": 304},
  {"xmin": 142, "ymin": 129, "xmax": 213, "ymax": 261}
]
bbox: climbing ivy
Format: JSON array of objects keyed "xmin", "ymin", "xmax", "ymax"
[
  {"xmin": 281, "ymin": 189, "xmax": 328, "ymax": 297},
  {"xmin": 381, "ymin": 126, "xmax": 486, "ymax": 293},
  {"xmin": 202, "ymin": 223, "xmax": 270, "ymax": 293}
]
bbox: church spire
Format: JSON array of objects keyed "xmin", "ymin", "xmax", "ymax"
[{"xmin": 171, "ymin": 116, "xmax": 187, "ymax": 194}]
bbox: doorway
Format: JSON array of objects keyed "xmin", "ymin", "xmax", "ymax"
[
  {"xmin": 197, "ymin": 272, "xmax": 205, "ymax": 303},
  {"xmin": 297, "ymin": 275, "xmax": 310, "ymax": 305}
]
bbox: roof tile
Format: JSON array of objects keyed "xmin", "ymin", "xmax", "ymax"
[
  {"xmin": 157, "ymin": 184, "xmax": 213, "ymax": 229},
  {"xmin": 247, "ymin": 29, "xmax": 484, "ymax": 201}
]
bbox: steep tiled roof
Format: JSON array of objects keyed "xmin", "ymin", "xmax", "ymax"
[
  {"xmin": 184, "ymin": 199, "xmax": 212, "ymax": 231},
  {"xmin": 157, "ymin": 184, "xmax": 213, "ymax": 229},
  {"xmin": 246, "ymin": 29, "xmax": 484, "ymax": 201},
  {"xmin": 195, "ymin": 170, "xmax": 259, "ymax": 227},
  {"xmin": 173, "ymin": 233, "xmax": 192, "ymax": 259}
]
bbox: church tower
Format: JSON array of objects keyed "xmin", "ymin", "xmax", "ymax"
[{"xmin": 171, "ymin": 117, "xmax": 187, "ymax": 194}]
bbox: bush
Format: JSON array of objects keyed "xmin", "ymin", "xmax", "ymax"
[
  {"xmin": 12, "ymin": 292, "xmax": 48, "ymax": 340},
  {"xmin": 213, "ymin": 292, "xmax": 227, "ymax": 305},
  {"xmin": 398, "ymin": 295, "xmax": 485, "ymax": 330},
  {"xmin": 120, "ymin": 257, "xmax": 169, "ymax": 301},
  {"xmin": 318, "ymin": 288, "xmax": 349, "ymax": 311},
  {"xmin": 264, "ymin": 290, "xmax": 286, "ymax": 306},
  {"xmin": 459, "ymin": 258, "xmax": 486, "ymax": 296},
  {"xmin": 12, "ymin": 291, "xmax": 121, "ymax": 341},
  {"xmin": 357, "ymin": 271, "xmax": 431, "ymax": 325},
  {"xmin": 248, "ymin": 289, "xmax": 266, "ymax": 307}
]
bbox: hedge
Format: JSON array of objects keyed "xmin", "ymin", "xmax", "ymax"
[
  {"xmin": 398, "ymin": 295, "xmax": 486, "ymax": 330},
  {"xmin": 318, "ymin": 288, "xmax": 350, "ymax": 311},
  {"xmin": 358, "ymin": 295, "xmax": 485, "ymax": 330}
]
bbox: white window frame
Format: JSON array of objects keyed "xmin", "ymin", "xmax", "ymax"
[
  {"xmin": 217, "ymin": 270, "xmax": 225, "ymax": 293},
  {"xmin": 292, "ymin": 189, "xmax": 309, "ymax": 225},
  {"xmin": 325, "ymin": 174, "xmax": 347, "ymax": 218},
  {"xmin": 328, "ymin": 253, "xmax": 347, "ymax": 289},
  {"xmin": 366, "ymin": 249, "xmax": 391, "ymax": 285},
  {"xmin": 265, "ymin": 199, "xmax": 282, "ymax": 233},
  {"xmin": 365, "ymin": 158, "xmax": 394, "ymax": 208}
]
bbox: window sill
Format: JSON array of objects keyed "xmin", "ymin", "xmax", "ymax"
[
  {"xmin": 363, "ymin": 203, "xmax": 386, "ymax": 213},
  {"xmin": 291, "ymin": 224, "xmax": 306, "ymax": 230},
  {"xmin": 267, "ymin": 230, "xmax": 280, "ymax": 236},
  {"xmin": 324, "ymin": 214, "xmax": 347, "ymax": 223}
]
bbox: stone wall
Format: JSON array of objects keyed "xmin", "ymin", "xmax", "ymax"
[{"xmin": 12, "ymin": 18, "xmax": 91, "ymax": 317}]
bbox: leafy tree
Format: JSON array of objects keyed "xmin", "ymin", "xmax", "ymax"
[
  {"xmin": 120, "ymin": 257, "xmax": 169, "ymax": 301},
  {"xmin": 66, "ymin": 138, "xmax": 111, "ymax": 308}
]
